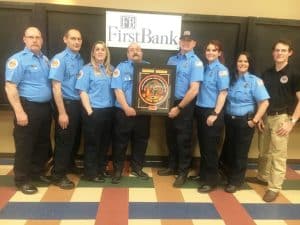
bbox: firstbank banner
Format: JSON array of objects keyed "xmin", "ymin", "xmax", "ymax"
[{"xmin": 106, "ymin": 11, "xmax": 182, "ymax": 50}]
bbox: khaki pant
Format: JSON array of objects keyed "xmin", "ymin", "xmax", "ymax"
[{"xmin": 257, "ymin": 114, "xmax": 289, "ymax": 192}]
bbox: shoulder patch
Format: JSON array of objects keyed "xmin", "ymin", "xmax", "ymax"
[
  {"xmin": 195, "ymin": 60, "xmax": 203, "ymax": 67},
  {"xmin": 51, "ymin": 59, "xmax": 60, "ymax": 68},
  {"xmin": 7, "ymin": 58, "xmax": 18, "ymax": 70},
  {"xmin": 218, "ymin": 70, "xmax": 228, "ymax": 77},
  {"xmin": 77, "ymin": 70, "xmax": 84, "ymax": 79},
  {"xmin": 257, "ymin": 79, "xmax": 264, "ymax": 86},
  {"xmin": 113, "ymin": 68, "xmax": 120, "ymax": 78}
]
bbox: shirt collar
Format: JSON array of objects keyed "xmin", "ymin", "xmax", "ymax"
[
  {"xmin": 178, "ymin": 50, "xmax": 194, "ymax": 59},
  {"xmin": 65, "ymin": 47, "xmax": 80, "ymax": 59},
  {"xmin": 24, "ymin": 47, "xmax": 43, "ymax": 58},
  {"xmin": 208, "ymin": 58, "xmax": 220, "ymax": 70}
]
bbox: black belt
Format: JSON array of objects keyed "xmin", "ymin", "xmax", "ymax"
[
  {"xmin": 20, "ymin": 97, "xmax": 50, "ymax": 105},
  {"xmin": 63, "ymin": 99, "xmax": 80, "ymax": 105},
  {"xmin": 226, "ymin": 113, "xmax": 254, "ymax": 120},
  {"xmin": 267, "ymin": 108, "xmax": 287, "ymax": 116}
]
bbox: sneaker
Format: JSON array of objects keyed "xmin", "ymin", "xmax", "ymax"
[{"xmin": 157, "ymin": 168, "xmax": 177, "ymax": 176}]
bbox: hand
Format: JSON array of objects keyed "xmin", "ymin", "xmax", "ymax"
[
  {"xmin": 15, "ymin": 111, "xmax": 28, "ymax": 126},
  {"xmin": 276, "ymin": 121, "xmax": 294, "ymax": 136},
  {"xmin": 124, "ymin": 106, "xmax": 136, "ymax": 117},
  {"xmin": 206, "ymin": 115, "xmax": 217, "ymax": 126},
  {"xmin": 257, "ymin": 119, "xmax": 265, "ymax": 132},
  {"xmin": 247, "ymin": 120, "xmax": 256, "ymax": 128},
  {"xmin": 168, "ymin": 106, "xmax": 180, "ymax": 118},
  {"xmin": 58, "ymin": 113, "xmax": 69, "ymax": 129}
]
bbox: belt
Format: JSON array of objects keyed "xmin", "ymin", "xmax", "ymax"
[
  {"xmin": 226, "ymin": 113, "xmax": 254, "ymax": 120},
  {"xmin": 267, "ymin": 108, "xmax": 287, "ymax": 116}
]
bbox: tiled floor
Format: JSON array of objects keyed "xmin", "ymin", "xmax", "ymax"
[{"xmin": 0, "ymin": 159, "xmax": 300, "ymax": 225}]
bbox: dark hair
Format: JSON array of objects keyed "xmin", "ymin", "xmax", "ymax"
[
  {"xmin": 204, "ymin": 40, "xmax": 225, "ymax": 64},
  {"xmin": 230, "ymin": 51, "xmax": 255, "ymax": 86},
  {"xmin": 272, "ymin": 39, "xmax": 293, "ymax": 51}
]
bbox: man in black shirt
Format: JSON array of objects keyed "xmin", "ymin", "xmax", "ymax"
[{"xmin": 248, "ymin": 39, "xmax": 300, "ymax": 202}]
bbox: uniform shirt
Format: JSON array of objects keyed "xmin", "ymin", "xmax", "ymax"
[
  {"xmin": 111, "ymin": 60, "xmax": 149, "ymax": 108},
  {"xmin": 226, "ymin": 72, "xmax": 270, "ymax": 116},
  {"xmin": 5, "ymin": 47, "xmax": 51, "ymax": 102},
  {"xmin": 49, "ymin": 48, "xmax": 84, "ymax": 100},
  {"xmin": 167, "ymin": 50, "xmax": 204, "ymax": 99},
  {"xmin": 75, "ymin": 63, "xmax": 115, "ymax": 108},
  {"xmin": 262, "ymin": 64, "xmax": 300, "ymax": 114},
  {"xmin": 196, "ymin": 59, "xmax": 230, "ymax": 108}
]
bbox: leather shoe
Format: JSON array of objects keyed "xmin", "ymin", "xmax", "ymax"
[
  {"xmin": 99, "ymin": 171, "xmax": 112, "ymax": 178},
  {"xmin": 111, "ymin": 170, "xmax": 122, "ymax": 184},
  {"xmin": 17, "ymin": 183, "xmax": 38, "ymax": 195},
  {"xmin": 32, "ymin": 175, "xmax": 52, "ymax": 184},
  {"xmin": 246, "ymin": 177, "xmax": 268, "ymax": 186},
  {"xmin": 173, "ymin": 174, "xmax": 187, "ymax": 188},
  {"xmin": 68, "ymin": 166, "xmax": 84, "ymax": 175},
  {"xmin": 52, "ymin": 176, "xmax": 75, "ymax": 189},
  {"xmin": 263, "ymin": 190, "xmax": 279, "ymax": 202},
  {"xmin": 157, "ymin": 168, "xmax": 177, "ymax": 176},
  {"xmin": 131, "ymin": 170, "xmax": 149, "ymax": 180},
  {"xmin": 224, "ymin": 184, "xmax": 238, "ymax": 193},
  {"xmin": 197, "ymin": 184, "xmax": 216, "ymax": 193}
]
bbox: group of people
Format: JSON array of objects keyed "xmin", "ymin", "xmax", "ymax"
[{"xmin": 5, "ymin": 26, "xmax": 300, "ymax": 203}]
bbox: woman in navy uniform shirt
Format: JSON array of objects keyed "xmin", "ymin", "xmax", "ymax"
[
  {"xmin": 195, "ymin": 40, "xmax": 230, "ymax": 193},
  {"xmin": 219, "ymin": 52, "xmax": 269, "ymax": 193},
  {"xmin": 76, "ymin": 41, "xmax": 114, "ymax": 182}
]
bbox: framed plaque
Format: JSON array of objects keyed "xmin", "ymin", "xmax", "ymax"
[{"xmin": 133, "ymin": 63, "xmax": 176, "ymax": 115}]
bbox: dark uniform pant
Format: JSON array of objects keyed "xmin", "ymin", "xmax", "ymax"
[
  {"xmin": 195, "ymin": 106, "xmax": 224, "ymax": 186},
  {"xmin": 82, "ymin": 107, "xmax": 113, "ymax": 178},
  {"xmin": 52, "ymin": 99, "xmax": 81, "ymax": 178},
  {"xmin": 219, "ymin": 114, "xmax": 255, "ymax": 186},
  {"xmin": 13, "ymin": 99, "xmax": 52, "ymax": 185},
  {"xmin": 112, "ymin": 108, "xmax": 150, "ymax": 172},
  {"xmin": 165, "ymin": 100, "xmax": 195, "ymax": 175}
]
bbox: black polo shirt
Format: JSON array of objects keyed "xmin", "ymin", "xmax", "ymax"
[{"xmin": 261, "ymin": 64, "xmax": 300, "ymax": 114}]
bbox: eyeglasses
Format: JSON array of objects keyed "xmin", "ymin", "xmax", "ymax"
[{"xmin": 25, "ymin": 36, "xmax": 42, "ymax": 40}]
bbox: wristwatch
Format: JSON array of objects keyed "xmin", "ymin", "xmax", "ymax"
[{"xmin": 290, "ymin": 118, "xmax": 298, "ymax": 124}]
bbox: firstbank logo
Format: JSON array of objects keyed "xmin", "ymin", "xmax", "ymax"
[{"xmin": 120, "ymin": 15, "xmax": 136, "ymax": 29}]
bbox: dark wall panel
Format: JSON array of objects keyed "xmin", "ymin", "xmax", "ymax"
[
  {"xmin": 246, "ymin": 18, "xmax": 300, "ymax": 75},
  {"xmin": 1, "ymin": 3, "xmax": 300, "ymax": 106},
  {"xmin": 0, "ymin": 5, "xmax": 33, "ymax": 105}
]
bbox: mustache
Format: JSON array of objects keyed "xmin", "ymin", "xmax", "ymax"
[{"xmin": 133, "ymin": 53, "xmax": 139, "ymax": 57}]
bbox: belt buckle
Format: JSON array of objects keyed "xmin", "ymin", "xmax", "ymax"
[{"xmin": 231, "ymin": 115, "xmax": 236, "ymax": 119}]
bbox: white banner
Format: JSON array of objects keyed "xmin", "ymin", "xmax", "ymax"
[{"xmin": 106, "ymin": 11, "xmax": 181, "ymax": 50}]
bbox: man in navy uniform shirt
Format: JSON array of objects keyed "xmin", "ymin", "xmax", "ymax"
[{"xmin": 5, "ymin": 27, "xmax": 52, "ymax": 194}]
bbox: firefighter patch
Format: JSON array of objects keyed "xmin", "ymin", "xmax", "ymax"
[
  {"xmin": 195, "ymin": 60, "xmax": 203, "ymax": 67},
  {"xmin": 7, "ymin": 59, "xmax": 18, "ymax": 70},
  {"xmin": 77, "ymin": 70, "xmax": 84, "ymax": 79},
  {"xmin": 113, "ymin": 68, "xmax": 120, "ymax": 78},
  {"xmin": 51, "ymin": 59, "xmax": 60, "ymax": 68}
]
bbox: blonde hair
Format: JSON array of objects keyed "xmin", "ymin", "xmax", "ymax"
[{"xmin": 90, "ymin": 41, "xmax": 113, "ymax": 76}]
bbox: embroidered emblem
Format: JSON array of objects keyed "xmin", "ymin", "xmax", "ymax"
[{"xmin": 7, "ymin": 59, "xmax": 18, "ymax": 69}]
